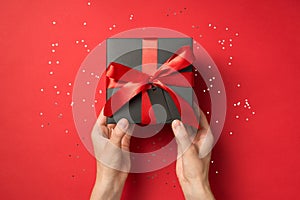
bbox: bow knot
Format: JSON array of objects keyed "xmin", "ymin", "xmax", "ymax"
[{"xmin": 148, "ymin": 75, "xmax": 154, "ymax": 84}]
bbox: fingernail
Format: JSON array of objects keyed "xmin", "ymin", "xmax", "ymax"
[
  {"xmin": 117, "ymin": 118, "xmax": 128, "ymax": 131},
  {"xmin": 172, "ymin": 120, "xmax": 182, "ymax": 130}
]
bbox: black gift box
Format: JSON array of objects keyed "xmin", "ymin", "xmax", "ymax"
[{"xmin": 106, "ymin": 38, "xmax": 194, "ymax": 124}]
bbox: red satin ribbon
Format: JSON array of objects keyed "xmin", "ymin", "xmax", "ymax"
[
  {"xmin": 141, "ymin": 39, "xmax": 157, "ymax": 124},
  {"xmin": 104, "ymin": 43, "xmax": 198, "ymax": 128}
]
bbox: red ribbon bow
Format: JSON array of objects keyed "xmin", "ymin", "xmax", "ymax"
[{"xmin": 104, "ymin": 46, "xmax": 198, "ymax": 128}]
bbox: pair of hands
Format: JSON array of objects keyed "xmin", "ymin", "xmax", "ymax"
[{"xmin": 90, "ymin": 107, "xmax": 215, "ymax": 200}]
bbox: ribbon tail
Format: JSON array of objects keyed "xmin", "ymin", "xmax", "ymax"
[
  {"xmin": 141, "ymin": 91, "xmax": 156, "ymax": 125},
  {"xmin": 154, "ymin": 81, "xmax": 199, "ymax": 128},
  {"xmin": 177, "ymin": 96, "xmax": 199, "ymax": 128}
]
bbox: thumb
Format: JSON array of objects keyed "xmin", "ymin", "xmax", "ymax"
[
  {"xmin": 110, "ymin": 118, "xmax": 129, "ymax": 148},
  {"xmin": 172, "ymin": 120, "xmax": 192, "ymax": 154}
]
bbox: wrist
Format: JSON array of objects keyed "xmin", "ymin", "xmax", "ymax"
[
  {"xmin": 91, "ymin": 179, "xmax": 125, "ymax": 200},
  {"xmin": 91, "ymin": 170, "xmax": 127, "ymax": 200},
  {"xmin": 180, "ymin": 179, "xmax": 215, "ymax": 200}
]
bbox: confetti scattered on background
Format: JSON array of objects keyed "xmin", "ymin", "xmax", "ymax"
[{"xmin": 1, "ymin": 0, "xmax": 299, "ymax": 199}]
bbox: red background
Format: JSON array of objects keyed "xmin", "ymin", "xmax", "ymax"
[{"xmin": 0, "ymin": 0, "xmax": 299, "ymax": 199}]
